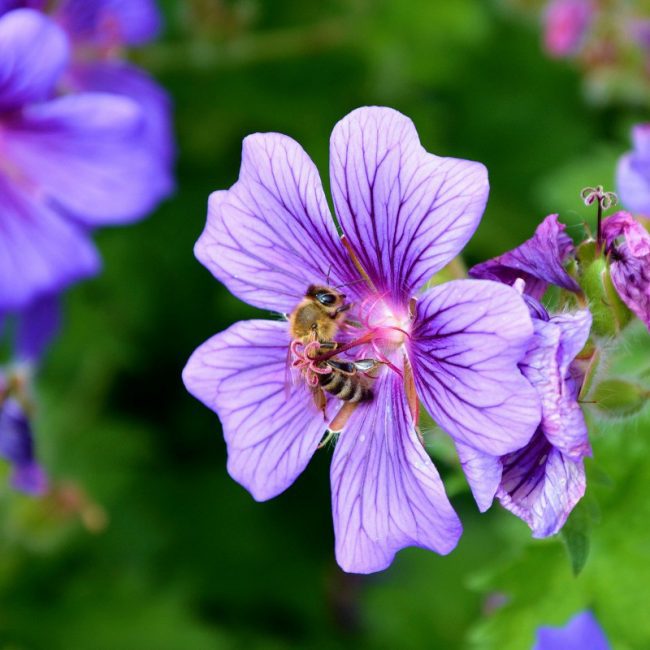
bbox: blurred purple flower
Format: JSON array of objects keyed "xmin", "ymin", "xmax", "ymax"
[
  {"xmin": 469, "ymin": 214, "xmax": 580, "ymax": 300},
  {"xmin": 602, "ymin": 211, "xmax": 650, "ymax": 330},
  {"xmin": 0, "ymin": 8, "xmax": 169, "ymax": 317},
  {"xmin": 183, "ymin": 106, "xmax": 542, "ymax": 573},
  {"xmin": 543, "ymin": 0, "xmax": 595, "ymax": 58},
  {"xmin": 0, "ymin": 389, "xmax": 48, "ymax": 496},
  {"xmin": 533, "ymin": 611, "xmax": 610, "ymax": 650},
  {"xmin": 617, "ymin": 125, "xmax": 650, "ymax": 215}
]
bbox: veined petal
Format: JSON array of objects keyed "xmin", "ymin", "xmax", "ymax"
[
  {"xmin": 610, "ymin": 247, "xmax": 650, "ymax": 328},
  {"xmin": 55, "ymin": 0, "xmax": 160, "ymax": 46},
  {"xmin": 330, "ymin": 370, "xmax": 462, "ymax": 574},
  {"xmin": 454, "ymin": 442, "xmax": 501, "ymax": 512},
  {"xmin": 330, "ymin": 106, "xmax": 488, "ymax": 302},
  {"xmin": 0, "ymin": 8, "xmax": 68, "ymax": 109},
  {"xmin": 409, "ymin": 280, "xmax": 541, "ymax": 456},
  {"xmin": 498, "ymin": 430, "xmax": 586, "ymax": 538},
  {"xmin": 469, "ymin": 214, "xmax": 580, "ymax": 299},
  {"xmin": 182, "ymin": 320, "xmax": 326, "ymax": 502},
  {"xmin": 0, "ymin": 176, "xmax": 100, "ymax": 312},
  {"xmin": 521, "ymin": 314, "xmax": 591, "ymax": 460},
  {"xmin": 534, "ymin": 611, "xmax": 611, "ymax": 650},
  {"xmin": 196, "ymin": 134, "xmax": 358, "ymax": 313},
  {"xmin": 3, "ymin": 93, "xmax": 170, "ymax": 224},
  {"xmin": 602, "ymin": 210, "xmax": 650, "ymax": 257}
]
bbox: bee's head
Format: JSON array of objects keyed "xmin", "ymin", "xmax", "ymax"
[{"xmin": 307, "ymin": 285, "xmax": 349, "ymax": 316}]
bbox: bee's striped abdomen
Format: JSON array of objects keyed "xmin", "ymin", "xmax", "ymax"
[{"xmin": 318, "ymin": 369, "xmax": 372, "ymax": 403}]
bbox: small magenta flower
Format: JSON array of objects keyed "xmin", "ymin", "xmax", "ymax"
[
  {"xmin": 183, "ymin": 107, "xmax": 542, "ymax": 573},
  {"xmin": 0, "ymin": 380, "xmax": 48, "ymax": 496},
  {"xmin": 469, "ymin": 214, "xmax": 581, "ymax": 299},
  {"xmin": 617, "ymin": 124, "xmax": 650, "ymax": 215},
  {"xmin": 454, "ymin": 294, "xmax": 592, "ymax": 536},
  {"xmin": 533, "ymin": 611, "xmax": 610, "ymax": 650},
  {"xmin": 0, "ymin": 8, "xmax": 168, "ymax": 316},
  {"xmin": 602, "ymin": 211, "xmax": 650, "ymax": 330},
  {"xmin": 543, "ymin": 0, "xmax": 595, "ymax": 58}
]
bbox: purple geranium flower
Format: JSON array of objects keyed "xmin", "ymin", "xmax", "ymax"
[
  {"xmin": 533, "ymin": 611, "xmax": 610, "ymax": 650},
  {"xmin": 455, "ymin": 293, "xmax": 592, "ymax": 536},
  {"xmin": 469, "ymin": 214, "xmax": 581, "ymax": 300},
  {"xmin": 0, "ymin": 385, "xmax": 48, "ymax": 496},
  {"xmin": 617, "ymin": 125, "xmax": 650, "ymax": 215},
  {"xmin": 602, "ymin": 211, "xmax": 650, "ymax": 330},
  {"xmin": 543, "ymin": 0, "xmax": 595, "ymax": 58},
  {"xmin": 183, "ymin": 107, "xmax": 542, "ymax": 573},
  {"xmin": 0, "ymin": 8, "xmax": 168, "ymax": 316}
]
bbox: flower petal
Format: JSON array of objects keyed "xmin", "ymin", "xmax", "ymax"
[
  {"xmin": 409, "ymin": 279, "xmax": 541, "ymax": 456},
  {"xmin": 330, "ymin": 369, "xmax": 462, "ymax": 574},
  {"xmin": 15, "ymin": 292, "xmax": 61, "ymax": 361},
  {"xmin": 182, "ymin": 320, "xmax": 326, "ymax": 501},
  {"xmin": 330, "ymin": 106, "xmax": 488, "ymax": 302},
  {"xmin": 498, "ymin": 430, "xmax": 586, "ymax": 537},
  {"xmin": 521, "ymin": 314, "xmax": 591, "ymax": 460},
  {"xmin": 0, "ymin": 8, "xmax": 68, "ymax": 109},
  {"xmin": 454, "ymin": 442, "xmax": 501, "ymax": 512},
  {"xmin": 602, "ymin": 210, "xmax": 650, "ymax": 257},
  {"xmin": 0, "ymin": 176, "xmax": 100, "ymax": 312},
  {"xmin": 11, "ymin": 461, "xmax": 48, "ymax": 495},
  {"xmin": 3, "ymin": 93, "xmax": 171, "ymax": 225},
  {"xmin": 66, "ymin": 60, "xmax": 175, "ymax": 166},
  {"xmin": 469, "ymin": 214, "xmax": 580, "ymax": 299},
  {"xmin": 610, "ymin": 248, "xmax": 650, "ymax": 329},
  {"xmin": 617, "ymin": 128, "xmax": 650, "ymax": 215},
  {"xmin": 534, "ymin": 611, "xmax": 611, "ymax": 650},
  {"xmin": 55, "ymin": 0, "xmax": 160, "ymax": 46},
  {"xmin": 196, "ymin": 134, "xmax": 358, "ymax": 313}
]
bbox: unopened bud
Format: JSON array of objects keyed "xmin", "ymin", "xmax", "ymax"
[{"xmin": 592, "ymin": 378, "xmax": 649, "ymax": 418}]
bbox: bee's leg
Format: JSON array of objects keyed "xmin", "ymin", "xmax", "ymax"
[
  {"xmin": 313, "ymin": 387, "xmax": 327, "ymax": 420},
  {"xmin": 327, "ymin": 401, "xmax": 359, "ymax": 434}
]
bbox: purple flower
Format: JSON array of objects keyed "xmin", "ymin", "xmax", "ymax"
[
  {"xmin": 469, "ymin": 214, "xmax": 581, "ymax": 300},
  {"xmin": 617, "ymin": 124, "xmax": 650, "ymax": 215},
  {"xmin": 0, "ymin": 8, "xmax": 169, "ymax": 315},
  {"xmin": 543, "ymin": 0, "xmax": 595, "ymax": 58},
  {"xmin": 183, "ymin": 107, "xmax": 542, "ymax": 573},
  {"xmin": 602, "ymin": 211, "xmax": 650, "ymax": 330},
  {"xmin": 456, "ymin": 301, "xmax": 592, "ymax": 537},
  {"xmin": 533, "ymin": 611, "xmax": 610, "ymax": 650},
  {"xmin": 0, "ymin": 388, "xmax": 48, "ymax": 496}
]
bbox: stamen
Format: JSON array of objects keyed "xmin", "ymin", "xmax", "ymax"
[{"xmin": 341, "ymin": 235, "xmax": 378, "ymax": 294}]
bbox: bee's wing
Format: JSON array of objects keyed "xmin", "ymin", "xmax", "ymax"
[
  {"xmin": 326, "ymin": 359, "xmax": 356, "ymax": 374},
  {"xmin": 352, "ymin": 359, "xmax": 378, "ymax": 373}
]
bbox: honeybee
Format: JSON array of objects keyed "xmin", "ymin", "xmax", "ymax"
[
  {"xmin": 288, "ymin": 285, "xmax": 351, "ymax": 343},
  {"xmin": 288, "ymin": 285, "xmax": 377, "ymax": 409}
]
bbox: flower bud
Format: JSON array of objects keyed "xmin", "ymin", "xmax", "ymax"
[{"xmin": 592, "ymin": 378, "xmax": 649, "ymax": 418}]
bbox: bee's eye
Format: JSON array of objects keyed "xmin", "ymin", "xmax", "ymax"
[{"xmin": 316, "ymin": 292, "xmax": 336, "ymax": 306}]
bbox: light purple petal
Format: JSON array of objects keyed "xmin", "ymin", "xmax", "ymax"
[
  {"xmin": 498, "ymin": 430, "xmax": 585, "ymax": 538},
  {"xmin": 602, "ymin": 210, "xmax": 650, "ymax": 257},
  {"xmin": 610, "ymin": 247, "xmax": 650, "ymax": 328},
  {"xmin": 11, "ymin": 461, "xmax": 48, "ymax": 495},
  {"xmin": 469, "ymin": 214, "xmax": 580, "ymax": 299},
  {"xmin": 3, "ymin": 93, "xmax": 171, "ymax": 225},
  {"xmin": 330, "ymin": 106, "xmax": 489, "ymax": 302},
  {"xmin": 454, "ymin": 442, "xmax": 501, "ymax": 512},
  {"xmin": 617, "ymin": 127, "xmax": 650, "ymax": 215},
  {"xmin": 65, "ymin": 60, "xmax": 175, "ymax": 166},
  {"xmin": 0, "ymin": 8, "xmax": 68, "ymax": 109},
  {"xmin": 196, "ymin": 134, "xmax": 359, "ymax": 313},
  {"xmin": 331, "ymin": 369, "xmax": 462, "ymax": 574},
  {"xmin": 55, "ymin": 0, "xmax": 160, "ymax": 46},
  {"xmin": 521, "ymin": 314, "xmax": 591, "ymax": 460},
  {"xmin": 0, "ymin": 176, "xmax": 100, "ymax": 312},
  {"xmin": 534, "ymin": 611, "xmax": 611, "ymax": 650},
  {"xmin": 409, "ymin": 279, "xmax": 541, "ymax": 456},
  {"xmin": 15, "ymin": 292, "xmax": 61, "ymax": 361},
  {"xmin": 182, "ymin": 320, "xmax": 326, "ymax": 501}
]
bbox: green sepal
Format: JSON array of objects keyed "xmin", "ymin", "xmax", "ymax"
[
  {"xmin": 560, "ymin": 496, "xmax": 599, "ymax": 576},
  {"xmin": 592, "ymin": 378, "xmax": 649, "ymax": 418}
]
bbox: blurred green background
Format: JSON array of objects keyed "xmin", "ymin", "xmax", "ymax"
[{"xmin": 1, "ymin": 1, "xmax": 649, "ymax": 648}]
